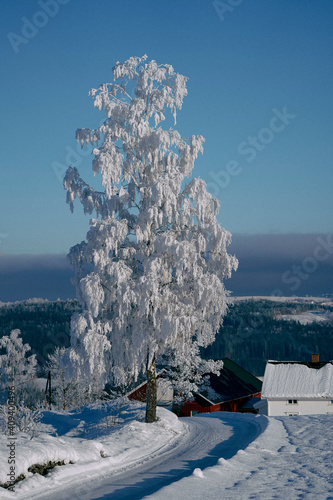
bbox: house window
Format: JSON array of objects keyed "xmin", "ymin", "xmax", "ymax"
[
  {"xmin": 287, "ymin": 399, "xmax": 298, "ymax": 404},
  {"xmin": 286, "ymin": 412, "xmax": 299, "ymax": 416}
]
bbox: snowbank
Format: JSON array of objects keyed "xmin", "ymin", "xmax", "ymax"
[{"xmin": 0, "ymin": 402, "xmax": 184, "ymax": 498}]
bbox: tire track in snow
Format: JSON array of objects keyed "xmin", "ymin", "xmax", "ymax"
[{"xmin": 42, "ymin": 413, "xmax": 266, "ymax": 500}]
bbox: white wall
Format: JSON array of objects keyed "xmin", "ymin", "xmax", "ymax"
[{"xmin": 266, "ymin": 398, "xmax": 333, "ymax": 416}]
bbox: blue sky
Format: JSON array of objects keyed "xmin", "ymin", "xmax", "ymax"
[
  {"xmin": 0, "ymin": 0, "xmax": 332, "ymax": 256},
  {"xmin": 0, "ymin": 1, "xmax": 332, "ymax": 300}
]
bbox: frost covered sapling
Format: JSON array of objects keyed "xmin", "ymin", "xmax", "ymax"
[
  {"xmin": 46, "ymin": 347, "xmax": 82, "ymax": 410},
  {"xmin": 0, "ymin": 329, "xmax": 42, "ymax": 436},
  {"xmin": 64, "ymin": 55, "xmax": 238, "ymax": 422},
  {"xmin": 0, "ymin": 329, "xmax": 37, "ymax": 406}
]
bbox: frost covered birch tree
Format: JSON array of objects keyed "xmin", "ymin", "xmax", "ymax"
[
  {"xmin": 64, "ymin": 55, "xmax": 238, "ymax": 422},
  {"xmin": 0, "ymin": 329, "xmax": 37, "ymax": 406}
]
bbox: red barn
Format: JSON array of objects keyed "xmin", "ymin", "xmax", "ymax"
[
  {"xmin": 127, "ymin": 374, "xmax": 173, "ymax": 407},
  {"xmin": 128, "ymin": 359, "xmax": 262, "ymax": 417},
  {"xmin": 174, "ymin": 358, "xmax": 262, "ymax": 417}
]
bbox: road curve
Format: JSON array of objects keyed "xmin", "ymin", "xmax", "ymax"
[{"xmin": 28, "ymin": 412, "xmax": 267, "ymax": 500}]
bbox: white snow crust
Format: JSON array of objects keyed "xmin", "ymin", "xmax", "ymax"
[
  {"xmin": 277, "ymin": 310, "xmax": 333, "ymax": 325},
  {"xmin": 1, "ymin": 404, "xmax": 332, "ymax": 499},
  {"xmin": 146, "ymin": 414, "xmax": 333, "ymax": 500},
  {"xmin": 0, "ymin": 402, "xmax": 183, "ymax": 498}
]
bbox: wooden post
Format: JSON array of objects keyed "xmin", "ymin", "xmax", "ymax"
[
  {"xmin": 145, "ymin": 351, "xmax": 157, "ymax": 423},
  {"xmin": 48, "ymin": 371, "xmax": 52, "ymax": 410},
  {"xmin": 44, "ymin": 371, "xmax": 52, "ymax": 410}
]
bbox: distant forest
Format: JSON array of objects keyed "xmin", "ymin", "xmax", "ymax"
[
  {"xmin": 202, "ymin": 300, "xmax": 333, "ymax": 375},
  {"xmin": 0, "ymin": 299, "xmax": 332, "ymax": 376},
  {"xmin": 0, "ymin": 300, "xmax": 81, "ymax": 371}
]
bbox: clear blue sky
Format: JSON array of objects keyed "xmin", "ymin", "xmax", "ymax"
[{"xmin": 1, "ymin": 0, "xmax": 332, "ymax": 256}]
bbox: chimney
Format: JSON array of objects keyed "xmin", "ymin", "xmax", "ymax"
[{"xmin": 311, "ymin": 353, "xmax": 319, "ymax": 364}]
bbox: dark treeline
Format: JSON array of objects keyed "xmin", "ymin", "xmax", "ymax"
[
  {"xmin": 0, "ymin": 299, "xmax": 332, "ymax": 377},
  {"xmin": 0, "ymin": 300, "xmax": 81, "ymax": 372},
  {"xmin": 202, "ymin": 299, "xmax": 333, "ymax": 376}
]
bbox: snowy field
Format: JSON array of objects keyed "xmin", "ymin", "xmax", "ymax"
[
  {"xmin": 1, "ymin": 295, "xmax": 332, "ymax": 309},
  {"xmin": 231, "ymin": 296, "xmax": 333, "ymax": 307},
  {"xmin": 1, "ymin": 402, "xmax": 332, "ymax": 499},
  {"xmin": 277, "ymin": 310, "xmax": 333, "ymax": 325},
  {"xmin": 231, "ymin": 295, "xmax": 333, "ymax": 325}
]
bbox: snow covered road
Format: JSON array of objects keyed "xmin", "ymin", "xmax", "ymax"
[
  {"xmin": 2, "ymin": 406, "xmax": 331, "ymax": 500},
  {"xmin": 149, "ymin": 414, "xmax": 333, "ymax": 500},
  {"xmin": 11, "ymin": 411, "xmax": 266, "ymax": 500},
  {"xmin": 63, "ymin": 413, "xmax": 266, "ymax": 500}
]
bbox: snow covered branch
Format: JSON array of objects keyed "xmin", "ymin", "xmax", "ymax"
[{"xmin": 63, "ymin": 55, "xmax": 238, "ymax": 410}]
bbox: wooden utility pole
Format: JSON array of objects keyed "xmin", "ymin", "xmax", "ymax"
[{"xmin": 44, "ymin": 371, "xmax": 52, "ymax": 410}]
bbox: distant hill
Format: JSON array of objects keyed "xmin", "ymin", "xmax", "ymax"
[
  {"xmin": 202, "ymin": 297, "xmax": 333, "ymax": 376},
  {"xmin": 0, "ymin": 299, "xmax": 81, "ymax": 372},
  {"xmin": 0, "ymin": 297, "xmax": 332, "ymax": 377}
]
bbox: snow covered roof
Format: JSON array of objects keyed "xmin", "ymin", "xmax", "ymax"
[{"xmin": 262, "ymin": 361, "xmax": 333, "ymax": 398}]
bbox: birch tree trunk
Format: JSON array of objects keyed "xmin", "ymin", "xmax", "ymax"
[{"xmin": 145, "ymin": 353, "xmax": 157, "ymax": 423}]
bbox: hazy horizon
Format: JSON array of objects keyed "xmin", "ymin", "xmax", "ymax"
[
  {"xmin": 1, "ymin": 233, "xmax": 332, "ymax": 302},
  {"xmin": 1, "ymin": 1, "xmax": 332, "ymax": 302}
]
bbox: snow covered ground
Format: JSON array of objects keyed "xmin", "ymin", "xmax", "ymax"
[
  {"xmin": 2, "ymin": 295, "xmax": 332, "ymax": 309},
  {"xmin": 149, "ymin": 413, "xmax": 333, "ymax": 500},
  {"xmin": 0, "ymin": 402, "xmax": 183, "ymax": 498},
  {"xmin": 231, "ymin": 295, "xmax": 333, "ymax": 325},
  {"xmin": 277, "ymin": 310, "xmax": 333, "ymax": 325},
  {"xmin": 1, "ymin": 402, "xmax": 332, "ymax": 499},
  {"xmin": 231, "ymin": 296, "xmax": 333, "ymax": 307}
]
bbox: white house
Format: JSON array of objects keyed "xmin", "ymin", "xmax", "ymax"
[{"xmin": 255, "ymin": 355, "xmax": 333, "ymax": 416}]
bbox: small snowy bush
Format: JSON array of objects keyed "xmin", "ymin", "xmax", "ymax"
[
  {"xmin": 0, "ymin": 329, "xmax": 43, "ymax": 437},
  {"xmin": 0, "ymin": 403, "xmax": 43, "ymax": 439}
]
